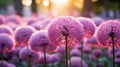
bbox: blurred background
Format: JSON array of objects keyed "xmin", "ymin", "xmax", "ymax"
[{"xmin": 0, "ymin": 0, "xmax": 120, "ymax": 19}]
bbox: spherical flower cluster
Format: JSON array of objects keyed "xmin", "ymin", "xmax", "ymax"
[
  {"xmin": 91, "ymin": 17, "xmax": 104, "ymax": 26},
  {"xmin": 0, "ymin": 25, "xmax": 14, "ymax": 35},
  {"xmin": 6, "ymin": 15, "xmax": 21, "ymax": 24},
  {"xmin": 77, "ymin": 17, "xmax": 96, "ymax": 38},
  {"xmin": 97, "ymin": 20, "xmax": 120, "ymax": 47},
  {"xmin": 29, "ymin": 30, "xmax": 57, "ymax": 52},
  {"xmin": 15, "ymin": 26, "xmax": 36, "ymax": 46},
  {"xmin": 19, "ymin": 47, "xmax": 40, "ymax": 63},
  {"xmin": 48, "ymin": 16, "xmax": 84, "ymax": 48},
  {"xmin": 0, "ymin": 60, "xmax": 15, "ymax": 67},
  {"xmin": 39, "ymin": 53, "xmax": 51, "ymax": 64},
  {"xmin": 68, "ymin": 57, "xmax": 88, "ymax": 67},
  {"xmin": 70, "ymin": 48, "xmax": 81, "ymax": 56},
  {"xmin": 0, "ymin": 15, "xmax": 6, "ymax": 24},
  {"xmin": 0, "ymin": 34, "xmax": 15, "ymax": 53}
]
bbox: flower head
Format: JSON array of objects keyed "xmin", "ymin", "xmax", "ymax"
[
  {"xmin": 48, "ymin": 16, "xmax": 84, "ymax": 48},
  {"xmin": 15, "ymin": 26, "xmax": 36, "ymax": 46},
  {"xmin": 97, "ymin": 20, "xmax": 120, "ymax": 47},
  {"xmin": 77, "ymin": 17, "xmax": 96, "ymax": 38},
  {"xmin": 0, "ymin": 34, "xmax": 15, "ymax": 53}
]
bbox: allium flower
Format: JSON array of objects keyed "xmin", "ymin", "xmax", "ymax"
[
  {"xmin": 70, "ymin": 48, "xmax": 81, "ymax": 56},
  {"xmin": 0, "ymin": 15, "xmax": 6, "ymax": 24},
  {"xmin": 31, "ymin": 23, "xmax": 41, "ymax": 30},
  {"xmin": 96, "ymin": 20, "xmax": 120, "ymax": 47},
  {"xmin": 89, "ymin": 54, "xmax": 96, "ymax": 61},
  {"xmin": 0, "ymin": 25, "xmax": 14, "ymax": 35},
  {"xmin": 115, "ymin": 58, "xmax": 120, "ymax": 64},
  {"xmin": 50, "ymin": 53, "xmax": 61, "ymax": 63},
  {"xmin": 12, "ymin": 56, "xmax": 19, "ymax": 64},
  {"xmin": 68, "ymin": 57, "xmax": 88, "ymax": 67},
  {"xmin": 91, "ymin": 17, "xmax": 104, "ymax": 26},
  {"xmin": 0, "ymin": 34, "xmax": 15, "ymax": 53},
  {"xmin": 26, "ymin": 17, "xmax": 37, "ymax": 25},
  {"xmin": 83, "ymin": 45, "xmax": 91, "ymax": 53},
  {"xmin": 19, "ymin": 47, "xmax": 40, "ymax": 63},
  {"xmin": 48, "ymin": 16, "xmax": 84, "ymax": 48},
  {"xmin": 15, "ymin": 26, "xmax": 36, "ymax": 46},
  {"xmin": 92, "ymin": 49, "xmax": 102, "ymax": 57},
  {"xmin": 57, "ymin": 46, "xmax": 66, "ymax": 54},
  {"xmin": 39, "ymin": 53, "xmax": 51, "ymax": 64},
  {"xmin": 6, "ymin": 15, "xmax": 21, "ymax": 24},
  {"xmin": 77, "ymin": 17, "xmax": 96, "ymax": 38},
  {"xmin": 29, "ymin": 30, "xmax": 57, "ymax": 52},
  {"xmin": 7, "ymin": 63, "xmax": 16, "ymax": 67},
  {"xmin": 0, "ymin": 60, "xmax": 9, "ymax": 67},
  {"xmin": 6, "ymin": 22, "xmax": 18, "ymax": 31}
]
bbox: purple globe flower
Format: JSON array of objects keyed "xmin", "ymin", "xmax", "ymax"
[
  {"xmin": 92, "ymin": 49, "xmax": 102, "ymax": 57},
  {"xmin": 19, "ymin": 47, "xmax": 40, "ymax": 63},
  {"xmin": 115, "ymin": 58, "xmax": 120, "ymax": 64},
  {"xmin": 31, "ymin": 23, "xmax": 41, "ymax": 30},
  {"xmin": 12, "ymin": 56, "xmax": 19, "ymax": 64},
  {"xmin": 6, "ymin": 15, "xmax": 22, "ymax": 24},
  {"xmin": 77, "ymin": 17, "xmax": 96, "ymax": 38},
  {"xmin": 57, "ymin": 46, "xmax": 66, "ymax": 54},
  {"xmin": 26, "ymin": 17, "xmax": 37, "ymax": 25},
  {"xmin": 29, "ymin": 30, "xmax": 57, "ymax": 52},
  {"xmin": 0, "ymin": 15, "xmax": 6, "ymax": 24},
  {"xmin": 0, "ymin": 34, "xmax": 15, "ymax": 53},
  {"xmin": 70, "ymin": 48, "xmax": 81, "ymax": 56},
  {"xmin": 39, "ymin": 53, "xmax": 52, "ymax": 64},
  {"xmin": 85, "ymin": 36, "xmax": 108, "ymax": 48},
  {"xmin": 0, "ymin": 60, "xmax": 9, "ymax": 67},
  {"xmin": 15, "ymin": 26, "xmax": 36, "ymax": 46},
  {"xmin": 7, "ymin": 63, "xmax": 16, "ymax": 67},
  {"xmin": 91, "ymin": 17, "xmax": 104, "ymax": 26},
  {"xmin": 6, "ymin": 22, "xmax": 18, "ymax": 31},
  {"xmin": 50, "ymin": 53, "xmax": 61, "ymax": 63},
  {"xmin": 0, "ymin": 25, "xmax": 14, "ymax": 35},
  {"xmin": 97, "ymin": 20, "xmax": 120, "ymax": 47},
  {"xmin": 89, "ymin": 54, "xmax": 97, "ymax": 61},
  {"xmin": 68, "ymin": 57, "xmax": 88, "ymax": 67},
  {"xmin": 83, "ymin": 45, "xmax": 91, "ymax": 53},
  {"xmin": 48, "ymin": 16, "xmax": 84, "ymax": 48}
]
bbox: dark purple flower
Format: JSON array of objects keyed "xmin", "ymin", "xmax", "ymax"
[
  {"xmin": 39, "ymin": 53, "xmax": 51, "ymax": 64},
  {"xmin": 89, "ymin": 54, "xmax": 97, "ymax": 61},
  {"xmin": 15, "ymin": 26, "xmax": 36, "ymax": 46},
  {"xmin": 6, "ymin": 15, "xmax": 22, "ymax": 24},
  {"xmin": 77, "ymin": 17, "xmax": 96, "ymax": 38},
  {"xmin": 91, "ymin": 17, "xmax": 104, "ymax": 26},
  {"xmin": 92, "ymin": 49, "xmax": 102, "ymax": 57},
  {"xmin": 68, "ymin": 57, "xmax": 88, "ymax": 67},
  {"xmin": 57, "ymin": 46, "xmax": 66, "ymax": 54},
  {"xmin": 29, "ymin": 30, "xmax": 57, "ymax": 52},
  {"xmin": 97, "ymin": 20, "xmax": 120, "ymax": 47},
  {"xmin": 0, "ymin": 34, "xmax": 15, "ymax": 53},
  {"xmin": 19, "ymin": 47, "xmax": 40, "ymax": 63},
  {"xmin": 0, "ymin": 60, "xmax": 9, "ymax": 67},
  {"xmin": 70, "ymin": 48, "xmax": 81, "ymax": 56},
  {"xmin": 0, "ymin": 15, "xmax": 6, "ymax": 24},
  {"xmin": 48, "ymin": 16, "xmax": 84, "ymax": 48},
  {"xmin": 50, "ymin": 53, "xmax": 61, "ymax": 63},
  {"xmin": 0, "ymin": 25, "xmax": 14, "ymax": 35},
  {"xmin": 115, "ymin": 58, "xmax": 120, "ymax": 64},
  {"xmin": 83, "ymin": 45, "xmax": 91, "ymax": 53}
]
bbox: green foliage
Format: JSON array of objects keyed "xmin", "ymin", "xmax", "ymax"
[{"xmin": 0, "ymin": 0, "xmax": 13, "ymax": 8}]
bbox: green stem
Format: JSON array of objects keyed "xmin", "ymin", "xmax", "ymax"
[
  {"xmin": 68, "ymin": 47, "xmax": 72, "ymax": 67},
  {"xmin": 65, "ymin": 35, "xmax": 68, "ymax": 67},
  {"xmin": 81, "ymin": 42, "xmax": 83, "ymax": 67},
  {"xmin": 44, "ymin": 47, "xmax": 46, "ymax": 67}
]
